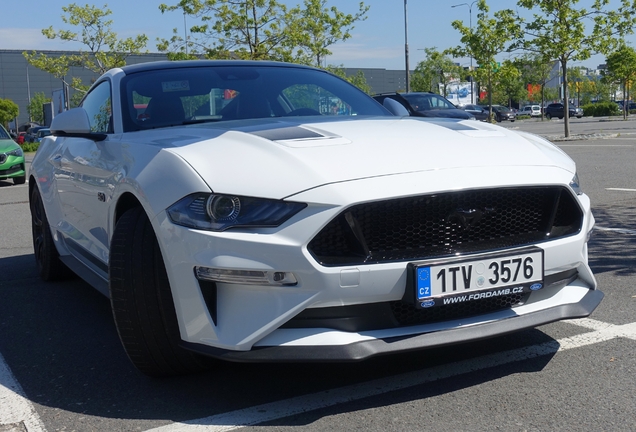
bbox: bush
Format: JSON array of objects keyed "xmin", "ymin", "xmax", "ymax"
[
  {"xmin": 582, "ymin": 102, "xmax": 620, "ymax": 117},
  {"xmin": 21, "ymin": 142, "xmax": 40, "ymax": 152}
]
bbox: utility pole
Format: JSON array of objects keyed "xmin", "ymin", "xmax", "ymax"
[
  {"xmin": 452, "ymin": 1, "xmax": 477, "ymax": 103},
  {"xmin": 404, "ymin": 0, "xmax": 410, "ymax": 93}
]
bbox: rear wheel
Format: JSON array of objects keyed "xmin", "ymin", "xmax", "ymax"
[
  {"xmin": 546, "ymin": 113, "xmax": 552, "ymax": 120},
  {"xmin": 109, "ymin": 207, "xmax": 211, "ymax": 377},
  {"xmin": 30, "ymin": 187, "xmax": 73, "ymax": 280}
]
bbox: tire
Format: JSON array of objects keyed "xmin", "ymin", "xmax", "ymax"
[
  {"xmin": 14, "ymin": 175, "xmax": 26, "ymax": 185},
  {"xmin": 30, "ymin": 187, "xmax": 73, "ymax": 281},
  {"xmin": 109, "ymin": 207, "xmax": 210, "ymax": 377},
  {"xmin": 546, "ymin": 113, "xmax": 552, "ymax": 120}
]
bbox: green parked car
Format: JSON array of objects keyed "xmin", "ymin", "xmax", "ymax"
[{"xmin": 0, "ymin": 125, "xmax": 26, "ymax": 185}]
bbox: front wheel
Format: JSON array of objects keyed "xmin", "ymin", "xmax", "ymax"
[
  {"xmin": 14, "ymin": 175, "xmax": 26, "ymax": 185},
  {"xmin": 109, "ymin": 207, "xmax": 211, "ymax": 377},
  {"xmin": 546, "ymin": 113, "xmax": 552, "ymax": 120},
  {"xmin": 30, "ymin": 186, "xmax": 73, "ymax": 280}
]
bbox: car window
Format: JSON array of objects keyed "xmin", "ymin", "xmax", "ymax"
[
  {"xmin": 120, "ymin": 66, "xmax": 388, "ymax": 132},
  {"xmin": 403, "ymin": 94, "xmax": 455, "ymax": 111},
  {"xmin": 281, "ymin": 84, "xmax": 354, "ymax": 116},
  {"xmin": 81, "ymin": 81, "xmax": 113, "ymax": 133}
]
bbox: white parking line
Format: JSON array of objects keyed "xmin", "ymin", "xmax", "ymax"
[
  {"xmin": 0, "ymin": 352, "xmax": 46, "ymax": 432},
  {"xmin": 557, "ymin": 144, "xmax": 633, "ymax": 147},
  {"xmin": 595, "ymin": 226, "xmax": 636, "ymax": 235},
  {"xmin": 145, "ymin": 319, "xmax": 636, "ymax": 432},
  {"xmin": 605, "ymin": 188, "xmax": 636, "ymax": 192}
]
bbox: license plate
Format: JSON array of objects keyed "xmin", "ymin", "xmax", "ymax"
[{"xmin": 413, "ymin": 248, "xmax": 544, "ymax": 308}]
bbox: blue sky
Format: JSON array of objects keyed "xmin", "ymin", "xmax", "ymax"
[{"xmin": 0, "ymin": 0, "xmax": 629, "ymax": 70}]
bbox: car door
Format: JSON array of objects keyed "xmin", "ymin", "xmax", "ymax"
[{"xmin": 53, "ymin": 80, "xmax": 119, "ymax": 274}]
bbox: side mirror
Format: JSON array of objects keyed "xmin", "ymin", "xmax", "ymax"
[
  {"xmin": 383, "ymin": 98, "xmax": 410, "ymax": 116},
  {"xmin": 50, "ymin": 108, "xmax": 106, "ymax": 141}
]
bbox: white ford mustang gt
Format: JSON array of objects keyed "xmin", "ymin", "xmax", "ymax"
[{"xmin": 30, "ymin": 60, "xmax": 602, "ymax": 376}]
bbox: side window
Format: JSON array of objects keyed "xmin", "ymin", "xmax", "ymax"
[
  {"xmin": 282, "ymin": 84, "xmax": 354, "ymax": 116},
  {"xmin": 81, "ymin": 81, "xmax": 112, "ymax": 133}
]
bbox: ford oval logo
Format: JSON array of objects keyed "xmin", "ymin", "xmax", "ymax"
[
  {"xmin": 420, "ymin": 300, "xmax": 435, "ymax": 308},
  {"xmin": 530, "ymin": 283, "xmax": 543, "ymax": 291}
]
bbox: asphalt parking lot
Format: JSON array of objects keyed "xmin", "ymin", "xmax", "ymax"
[{"xmin": 1, "ymin": 118, "xmax": 635, "ymax": 431}]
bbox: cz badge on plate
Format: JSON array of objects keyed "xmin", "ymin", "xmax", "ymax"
[{"xmin": 410, "ymin": 247, "xmax": 544, "ymax": 308}]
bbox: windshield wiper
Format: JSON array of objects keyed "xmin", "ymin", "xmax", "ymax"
[{"xmin": 181, "ymin": 118, "xmax": 224, "ymax": 125}]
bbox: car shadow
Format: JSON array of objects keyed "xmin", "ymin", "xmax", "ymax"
[
  {"xmin": 588, "ymin": 204, "xmax": 636, "ymax": 277},
  {"xmin": 0, "ymin": 254, "xmax": 562, "ymax": 428}
]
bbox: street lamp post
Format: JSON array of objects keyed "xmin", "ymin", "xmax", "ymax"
[
  {"xmin": 451, "ymin": 1, "xmax": 477, "ymax": 104},
  {"xmin": 404, "ymin": 0, "xmax": 410, "ymax": 93}
]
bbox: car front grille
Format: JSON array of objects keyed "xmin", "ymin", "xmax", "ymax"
[{"xmin": 308, "ymin": 186, "xmax": 583, "ymax": 266}]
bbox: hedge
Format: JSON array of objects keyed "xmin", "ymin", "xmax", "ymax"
[{"xmin": 582, "ymin": 102, "xmax": 620, "ymax": 117}]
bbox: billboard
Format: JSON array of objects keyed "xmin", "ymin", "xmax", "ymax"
[{"xmin": 444, "ymin": 81, "xmax": 478, "ymax": 106}]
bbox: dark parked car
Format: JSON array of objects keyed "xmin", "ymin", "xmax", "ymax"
[
  {"xmin": 24, "ymin": 126, "xmax": 47, "ymax": 143},
  {"xmin": 545, "ymin": 103, "xmax": 583, "ymax": 119},
  {"xmin": 490, "ymin": 105, "xmax": 516, "ymax": 122},
  {"xmin": 461, "ymin": 104, "xmax": 489, "ymax": 121},
  {"xmin": 373, "ymin": 92, "xmax": 475, "ymax": 120}
]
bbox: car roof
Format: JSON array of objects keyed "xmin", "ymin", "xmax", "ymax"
[{"xmin": 120, "ymin": 60, "xmax": 317, "ymax": 75}]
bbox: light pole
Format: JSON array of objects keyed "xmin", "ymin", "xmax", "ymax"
[
  {"xmin": 404, "ymin": 0, "xmax": 410, "ymax": 93},
  {"xmin": 451, "ymin": 1, "xmax": 477, "ymax": 103}
]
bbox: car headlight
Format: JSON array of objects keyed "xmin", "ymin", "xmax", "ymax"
[
  {"xmin": 167, "ymin": 193, "xmax": 307, "ymax": 231},
  {"xmin": 569, "ymin": 173, "xmax": 582, "ymax": 195},
  {"xmin": 6, "ymin": 147, "xmax": 23, "ymax": 157}
]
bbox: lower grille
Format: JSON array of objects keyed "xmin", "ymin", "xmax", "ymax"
[
  {"xmin": 308, "ymin": 186, "xmax": 583, "ymax": 266},
  {"xmin": 390, "ymin": 292, "xmax": 526, "ymax": 326}
]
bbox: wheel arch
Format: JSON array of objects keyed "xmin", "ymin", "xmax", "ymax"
[{"xmin": 113, "ymin": 192, "xmax": 144, "ymax": 228}]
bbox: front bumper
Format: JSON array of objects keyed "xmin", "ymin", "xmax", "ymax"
[
  {"xmin": 0, "ymin": 161, "xmax": 25, "ymax": 180},
  {"xmin": 181, "ymin": 288, "xmax": 603, "ymax": 362}
]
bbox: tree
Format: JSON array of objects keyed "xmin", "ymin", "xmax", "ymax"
[
  {"xmin": 411, "ymin": 47, "xmax": 465, "ymax": 96},
  {"xmin": 447, "ymin": 0, "xmax": 520, "ymax": 119},
  {"xmin": 494, "ymin": 59, "xmax": 525, "ymax": 107},
  {"xmin": 604, "ymin": 45, "xmax": 636, "ymax": 119},
  {"xmin": 567, "ymin": 66, "xmax": 587, "ymax": 108},
  {"xmin": 158, "ymin": 0, "xmax": 369, "ymax": 66},
  {"xmin": 515, "ymin": 0, "xmax": 636, "ymax": 136},
  {"xmin": 158, "ymin": 0, "xmax": 293, "ymax": 60},
  {"xmin": 0, "ymin": 99, "xmax": 19, "ymax": 129},
  {"xmin": 24, "ymin": 4, "xmax": 148, "ymax": 95},
  {"xmin": 27, "ymin": 92, "xmax": 52, "ymax": 125},
  {"xmin": 286, "ymin": 0, "xmax": 369, "ymax": 67}
]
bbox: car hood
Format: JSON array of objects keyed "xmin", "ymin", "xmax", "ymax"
[
  {"xmin": 136, "ymin": 117, "xmax": 575, "ymax": 199},
  {"xmin": 0, "ymin": 138, "xmax": 20, "ymax": 152}
]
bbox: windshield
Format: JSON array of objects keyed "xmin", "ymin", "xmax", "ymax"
[
  {"xmin": 120, "ymin": 65, "xmax": 389, "ymax": 132},
  {"xmin": 0, "ymin": 125, "xmax": 10, "ymax": 140},
  {"xmin": 402, "ymin": 94, "xmax": 455, "ymax": 111}
]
